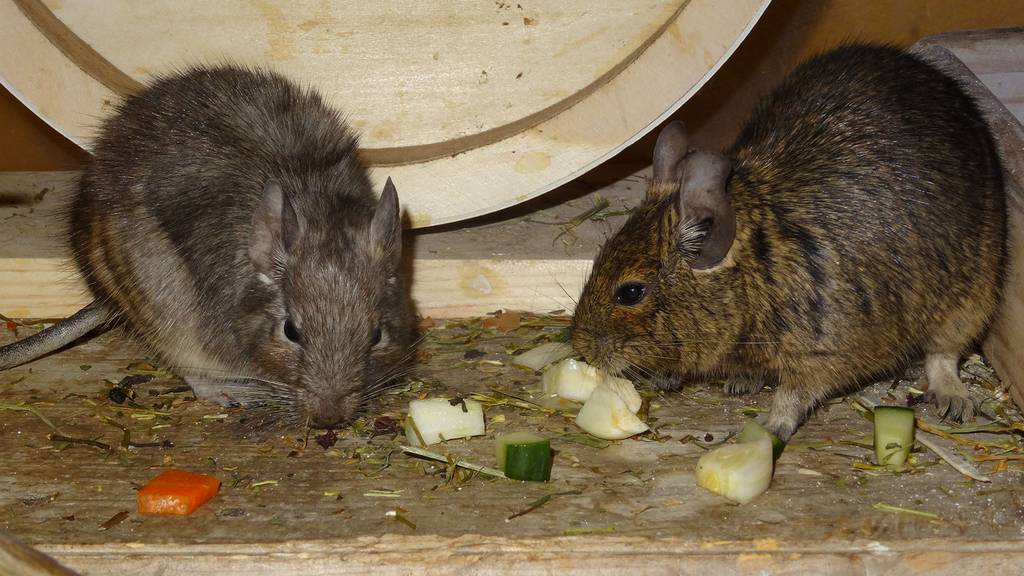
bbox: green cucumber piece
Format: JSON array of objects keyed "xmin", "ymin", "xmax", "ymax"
[
  {"xmin": 496, "ymin": 432, "xmax": 553, "ymax": 482},
  {"xmin": 735, "ymin": 420, "xmax": 786, "ymax": 460},
  {"xmin": 873, "ymin": 405, "xmax": 916, "ymax": 466}
]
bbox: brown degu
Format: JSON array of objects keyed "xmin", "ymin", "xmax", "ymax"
[
  {"xmin": 0, "ymin": 66, "xmax": 415, "ymax": 430},
  {"xmin": 572, "ymin": 44, "xmax": 1005, "ymax": 442}
]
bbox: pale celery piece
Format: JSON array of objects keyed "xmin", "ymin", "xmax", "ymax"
[
  {"xmin": 695, "ymin": 433, "xmax": 773, "ymax": 504},
  {"xmin": 512, "ymin": 342, "xmax": 574, "ymax": 371},
  {"xmin": 542, "ymin": 358, "xmax": 603, "ymax": 403},
  {"xmin": 873, "ymin": 405, "xmax": 916, "ymax": 466},
  {"xmin": 404, "ymin": 398, "xmax": 485, "ymax": 447},
  {"xmin": 575, "ymin": 381, "xmax": 648, "ymax": 440}
]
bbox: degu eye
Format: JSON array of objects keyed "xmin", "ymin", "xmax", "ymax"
[
  {"xmin": 370, "ymin": 327, "xmax": 383, "ymax": 346},
  {"xmin": 282, "ymin": 317, "xmax": 302, "ymax": 343},
  {"xmin": 614, "ymin": 282, "xmax": 647, "ymax": 306}
]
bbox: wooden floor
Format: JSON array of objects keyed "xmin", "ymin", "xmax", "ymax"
[
  {"xmin": 2, "ymin": 28, "xmax": 1024, "ymax": 575},
  {"xmin": 1, "ymin": 317, "xmax": 1023, "ymax": 574}
]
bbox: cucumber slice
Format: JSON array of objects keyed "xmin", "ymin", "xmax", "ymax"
[
  {"xmin": 496, "ymin": 432, "xmax": 553, "ymax": 482},
  {"xmin": 404, "ymin": 398, "xmax": 485, "ymax": 447},
  {"xmin": 575, "ymin": 381, "xmax": 648, "ymax": 440},
  {"xmin": 695, "ymin": 434, "xmax": 773, "ymax": 504},
  {"xmin": 542, "ymin": 358, "xmax": 603, "ymax": 403},
  {"xmin": 734, "ymin": 419, "xmax": 786, "ymax": 460},
  {"xmin": 873, "ymin": 405, "xmax": 916, "ymax": 466}
]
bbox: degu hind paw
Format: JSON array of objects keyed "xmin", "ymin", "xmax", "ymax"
[
  {"xmin": 923, "ymin": 353, "xmax": 976, "ymax": 423},
  {"xmin": 924, "ymin": 389, "xmax": 976, "ymax": 422}
]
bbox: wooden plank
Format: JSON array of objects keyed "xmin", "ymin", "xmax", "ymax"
[
  {"xmin": 0, "ymin": 168, "xmax": 643, "ymax": 319},
  {"xmin": 1, "ymin": 319, "xmax": 1022, "ymax": 574},
  {"xmin": 914, "ymin": 28, "xmax": 1024, "ymax": 412},
  {"xmin": 0, "ymin": 0, "xmax": 769, "ymax": 227},
  {"xmin": 4, "ymin": 25, "xmax": 1024, "ymax": 576},
  {"xmin": 30, "ymin": 538, "xmax": 1024, "ymax": 575},
  {"xmin": 19, "ymin": 0, "xmax": 684, "ymax": 154},
  {"xmin": 989, "ymin": 188, "xmax": 1024, "ymax": 409}
]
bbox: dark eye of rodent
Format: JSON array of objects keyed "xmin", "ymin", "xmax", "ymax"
[
  {"xmin": 370, "ymin": 327, "xmax": 382, "ymax": 346},
  {"xmin": 614, "ymin": 282, "xmax": 647, "ymax": 306},
  {"xmin": 283, "ymin": 318, "xmax": 302, "ymax": 343}
]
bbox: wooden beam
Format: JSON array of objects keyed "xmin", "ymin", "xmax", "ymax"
[
  {"xmin": 0, "ymin": 169, "xmax": 641, "ymax": 319},
  {"xmin": 914, "ymin": 28, "xmax": 1024, "ymax": 412}
]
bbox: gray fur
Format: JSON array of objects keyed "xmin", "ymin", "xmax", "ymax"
[{"xmin": 1, "ymin": 65, "xmax": 415, "ymax": 431}]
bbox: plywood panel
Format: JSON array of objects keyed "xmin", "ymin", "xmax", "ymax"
[
  {"xmin": 0, "ymin": 0, "xmax": 768, "ymax": 227},
  {"xmin": 912, "ymin": 29, "xmax": 1024, "ymax": 413},
  {"xmin": 0, "ymin": 169, "xmax": 640, "ymax": 319}
]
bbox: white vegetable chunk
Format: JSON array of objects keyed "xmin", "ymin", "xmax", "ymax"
[
  {"xmin": 601, "ymin": 375, "xmax": 642, "ymax": 414},
  {"xmin": 512, "ymin": 342, "xmax": 574, "ymax": 371},
  {"xmin": 542, "ymin": 358, "xmax": 603, "ymax": 403},
  {"xmin": 695, "ymin": 434, "xmax": 773, "ymax": 504},
  {"xmin": 404, "ymin": 398, "xmax": 485, "ymax": 447},
  {"xmin": 575, "ymin": 381, "xmax": 648, "ymax": 440}
]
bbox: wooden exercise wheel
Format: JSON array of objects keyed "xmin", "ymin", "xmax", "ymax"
[{"xmin": 0, "ymin": 0, "xmax": 768, "ymax": 227}]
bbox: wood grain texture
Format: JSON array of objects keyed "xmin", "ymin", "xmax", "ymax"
[
  {"xmin": 913, "ymin": 28, "xmax": 1024, "ymax": 413},
  {"xmin": 32, "ymin": 538, "xmax": 1024, "ymax": 575},
  {"xmin": 1, "ymin": 322, "xmax": 1022, "ymax": 575},
  {"xmin": 21, "ymin": 0, "xmax": 686, "ymax": 154},
  {"xmin": 0, "ymin": 0, "xmax": 768, "ymax": 226},
  {"xmin": 0, "ymin": 169, "xmax": 642, "ymax": 319},
  {"xmin": 12, "ymin": 0, "xmax": 141, "ymax": 96}
]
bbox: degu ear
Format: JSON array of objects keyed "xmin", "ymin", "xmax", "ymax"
[
  {"xmin": 675, "ymin": 151, "xmax": 736, "ymax": 270},
  {"xmin": 250, "ymin": 180, "xmax": 301, "ymax": 275},
  {"xmin": 370, "ymin": 177, "xmax": 402, "ymax": 261},
  {"xmin": 650, "ymin": 120, "xmax": 691, "ymax": 197}
]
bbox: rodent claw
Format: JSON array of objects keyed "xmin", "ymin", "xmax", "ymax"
[{"xmin": 924, "ymin": 390, "xmax": 976, "ymax": 422}]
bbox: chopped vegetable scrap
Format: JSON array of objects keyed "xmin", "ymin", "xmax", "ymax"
[
  {"xmin": 574, "ymin": 377, "xmax": 647, "ymax": 440},
  {"xmin": 400, "ymin": 445, "xmax": 507, "ymax": 479},
  {"xmin": 137, "ymin": 469, "xmax": 221, "ymax": 516},
  {"xmin": 872, "ymin": 502, "xmax": 939, "ymax": 520},
  {"xmin": 496, "ymin": 431, "xmax": 553, "ymax": 482},
  {"xmin": 404, "ymin": 398, "xmax": 486, "ymax": 447},
  {"xmin": 873, "ymin": 405, "xmax": 916, "ymax": 467},
  {"xmin": 542, "ymin": 358, "xmax": 602, "ymax": 402},
  {"xmin": 734, "ymin": 418, "xmax": 787, "ymax": 460},
  {"xmin": 696, "ymin": 420, "xmax": 776, "ymax": 504},
  {"xmin": 541, "ymin": 357, "xmax": 648, "ymax": 439}
]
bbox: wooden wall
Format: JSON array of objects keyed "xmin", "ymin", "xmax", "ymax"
[
  {"xmin": 648, "ymin": 0, "xmax": 1024, "ymax": 156},
  {"xmin": 2, "ymin": 0, "xmax": 1023, "ymax": 171}
]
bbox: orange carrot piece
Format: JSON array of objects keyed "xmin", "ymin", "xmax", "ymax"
[{"xmin": 137, "ymin": 469, "xmax": 221, "ymax": 516}]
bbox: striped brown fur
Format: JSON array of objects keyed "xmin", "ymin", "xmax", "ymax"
[{"xmin": 573, "ymin": 44, "xmax": 1005, "ymax": 441}]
